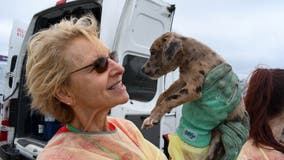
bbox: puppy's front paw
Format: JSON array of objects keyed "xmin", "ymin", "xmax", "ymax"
[{"xmin": 141, "ymin": 117, "xmax": 156, "ymax": 129}]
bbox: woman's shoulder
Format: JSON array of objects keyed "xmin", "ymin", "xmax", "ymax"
[
  {"xmin": 107, "ymin": 116, "xmax": 138, "ymax": 130},
  {"xmin": 238, "ymin": 139, "xmax": 284, "ymax": 160},
  {"xmin": 107, "ymin": 116, "xmax": 141, "ymax": 133},
  {"xmin": 107, "ymin": 116, "xmax": 145, "ymax": 142},
  {"xmin": 238, "ymin": 140, "xmax": 261, "ymax": 159}
]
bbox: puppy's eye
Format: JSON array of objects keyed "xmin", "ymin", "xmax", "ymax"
[{"xmin": 150, "ymin": 49, "xmax": 157, "ymax": 56}]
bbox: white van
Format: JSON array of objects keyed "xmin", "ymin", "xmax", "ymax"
[{"xmin": 0, "ymin": 0, "xmax": 179, "ymax": 159}]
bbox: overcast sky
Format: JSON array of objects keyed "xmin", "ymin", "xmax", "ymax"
[{"xmin": 1, "ymin": 0, "xmax": 284, "ymax": 79}]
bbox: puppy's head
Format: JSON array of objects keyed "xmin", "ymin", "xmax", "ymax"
[{"xmin": 141, "ymin": 32, "xmax": 183, "ymax": 79}]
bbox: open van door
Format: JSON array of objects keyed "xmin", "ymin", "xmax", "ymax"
[
  {"xmin": 4, "ymin": 20, "xmax": 28, "ymax": 100},
  {"xmin": 110, "ymin": 0, "xmax": 175, "ymax": 149}
]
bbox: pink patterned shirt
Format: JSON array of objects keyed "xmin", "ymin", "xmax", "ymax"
[{"xmin": 37, "ymin": 117, "xmax": 167, "ymax": 160}]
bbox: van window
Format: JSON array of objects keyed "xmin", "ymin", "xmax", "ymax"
[
  {"xmin": 122, "ymin": 55, "xmax": 157, "ymax": 102},
  {"xmin": 9, "ymin": 55, "xmax": 17, "ymax": 88}
]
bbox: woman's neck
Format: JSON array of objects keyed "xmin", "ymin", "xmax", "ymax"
[{"xmin": 70, "ymin": 108, "xmax": 110, "ymax": 132}]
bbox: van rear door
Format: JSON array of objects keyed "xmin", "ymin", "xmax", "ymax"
[
  {"xmin": 109, "ymin": 0, "xmax": 175, "ymax": 149},
  {"xmin": 4, "ymin": 20, "xmax": 27, "ymax": 101}
]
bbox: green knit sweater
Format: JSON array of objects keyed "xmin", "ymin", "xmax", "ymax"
[{"xmin": 177, "ymin": 63, "xmax": 242, "ymax": 147}]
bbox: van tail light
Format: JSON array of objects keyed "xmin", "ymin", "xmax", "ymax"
[
  {"xmin": 0, "ymin": 120, "xmax": 9, "ymax": 142},
  {"xmin": 56, "ymin": 0, "xmax": 66, "ymax": 6},
  {"xmin": 0, "ymin": 119, "xmax": 15, "ymax": 143}
]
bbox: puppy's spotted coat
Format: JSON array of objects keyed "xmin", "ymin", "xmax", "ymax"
[{"xmin": 141, "ymin": 32, "xmax": 247, "ymax": 159}]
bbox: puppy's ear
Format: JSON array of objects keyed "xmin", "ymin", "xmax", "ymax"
[
  {"xmin": 162, "ymin": 34, "xmax": 182, "ymax": 65},
  {"xmin": 161, "ymin": 32, "xmax": 173, "ymax": 41}
]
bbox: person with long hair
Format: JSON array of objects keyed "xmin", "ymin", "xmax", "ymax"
[{"xmin": 238, "ymin": 68, "xmax": 284, "ymax": 159}]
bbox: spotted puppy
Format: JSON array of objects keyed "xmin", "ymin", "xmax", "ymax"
[{"xmin": 141, "ymin": 32, "xmax": 246, "ymax": 159}]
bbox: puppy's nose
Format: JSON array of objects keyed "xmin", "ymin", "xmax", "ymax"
[{"xmin": 141, "ymin": 67, "xmax": 151, "ymax": 76}]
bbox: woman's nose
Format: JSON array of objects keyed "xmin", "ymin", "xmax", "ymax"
[{"xmin": 108, "ymin": 58, "xmax": 125, "ymax": 76}]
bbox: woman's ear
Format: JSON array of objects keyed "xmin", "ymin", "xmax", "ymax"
[{"xmin": 54, "ymin": 86, "xmax": 73, "ymax": 106}]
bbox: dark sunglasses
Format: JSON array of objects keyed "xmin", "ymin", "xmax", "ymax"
[{"xmin": 70, "ymin": 51, "xmax": 118, "ymax": 74}]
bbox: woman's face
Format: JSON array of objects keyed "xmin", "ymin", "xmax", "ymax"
[{"xmin": 65, "ymin": 37, "xmax": 129, "ymax": 111}]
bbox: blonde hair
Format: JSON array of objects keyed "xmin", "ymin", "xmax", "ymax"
[{"xmin": 26, "ymin": 15, "xmax": 99, "ymax": 123}]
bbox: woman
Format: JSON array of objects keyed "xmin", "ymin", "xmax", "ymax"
[
  {"xmin": 26, "ymin": 15, "xmax": 247, "ymax": 160},
  {"xmin": 26, "ymin": 16, "xmax": 168, "ymax": 159},
  {"xmin": 237, "ymin": 68, "xmax": 284, "ymax": 159}
]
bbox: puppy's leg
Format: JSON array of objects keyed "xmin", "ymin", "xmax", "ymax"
[
  {"xmin": 156, "ymin": 79, "xmax": 186, "ymax": 105},
  {"xmin": 225, "ymin": 98, "xmax": 249, "ymax": 139},
  {"xmin": 227, "ymin": 98, "xmax": 246, "ymax": 121},
  {"xmin": 206, "ymin": 130, "xmax": 223, "ymax": 160},
  {"xmin": 142, "ymin": 79, "xmax": 186, "ymax": 128},
  {"xmin": 142, "ymin": 79, "xmax": 203, "ymax": 129}
]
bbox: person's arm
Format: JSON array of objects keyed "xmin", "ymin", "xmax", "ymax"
[{"xmin": 169, "ymin": 63, "xmax": 249, "ymax": 159}]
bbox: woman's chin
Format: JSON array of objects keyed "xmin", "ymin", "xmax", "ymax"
[
  {"xmin": 120, "ymin": 92, "xmax": 130, "ymax": 103},
  {"xmin": 113, "ymin": 92, "xmax": 129, "ymax": 106}
]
